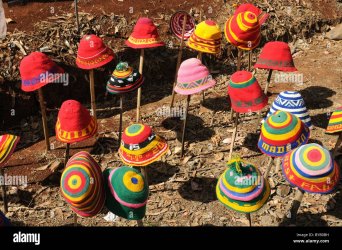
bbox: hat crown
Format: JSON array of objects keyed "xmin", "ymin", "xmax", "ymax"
[
  {"xmin": 195, "ymin": 20, "xmax": 222, "ymax": 40},
  {"xmin": 132, "ymin": 17, "xmax": 159, "ymax": 38},
  {"xmin": 177, "ymin": 58, "xmax": 210, "ymax": 83},
  {"xmin": 122, "ymin": 123, "xmax": 152, "ymax": 145},
  {"xmin": 58, "ymin": 100, "xmax": 91, "ymax": 131},
  {"xmin": 78, "ymin": 34, "xmax": 106, "ymax": 57},
  {"xmin": 20, "ymin": 52, "xmax": 57, "ymax": 78}
]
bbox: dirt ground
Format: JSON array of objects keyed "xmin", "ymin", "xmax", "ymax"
[{"xmin": 0, "ymin": 0, "xmax": 342, "ymax": 227}]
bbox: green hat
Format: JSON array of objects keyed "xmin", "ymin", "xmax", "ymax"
[{"xmin": 104, "ymin": 166, "xmax": 149, "ymax": 220}]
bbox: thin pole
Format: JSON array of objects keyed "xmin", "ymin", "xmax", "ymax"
[
  {"xmin": 228, "ymin": 112, "xmax": 239, "ymax": 161},
  {"xmin": 197, "ymin": 52, "xmax": 205, "ymax": 104},
  {"xmin": 275, "ymin": 157, "xmax": 281, "ymax": 174},
  {"xmin": 74, "ymin": 213, "xmax": 78, "ymax": 227},
  {"xmin": 89, "ymin": 69, "xmax": 97, "ymax": 121},
  {"xmin": 38, "ymin": 88, "xmax": 51, "ymax": 151},
  {"xmin": 64, "ymin": 143, "xmax": 70, "ymax": 167},
  {"xmin": 0, "ymin": 168, "xmax": 8, "ymax": 213},
  {"xmin": 137, "ymin": 219, "xmax": 144, "ymax": 227},
  {"xmin": 237, "ymin": 49, "xmax": 242, "ymax": 71},
  {"xmin": 333, "ymin": 133, "xmax": 342, "ymax": 157},
  {"xmin": 289, "ymin": 189, "xmax": 305, "ymax": 224},
  {"xmin": 170, "ymin": 13, "xmax": 188, "ymax": 108},
  {"xmin": 118, "ymin": 95, "xmax": 123, "ymax": 144},
  {"xmin": 264, "ymin": 69, "xmax": 273, "ymax": 94},
  {"xmin": 181, "ymin": 95, "xmax": 191, "ymax": 157},
  {"xmin": 74, "ymin": 0, "xmax": 80, "ymax": 34},
  {"xmin": 264, "ymin": 157, "xmax": 274, "ymax": 178},
  {"xmin": 248, "ymin": 51, "xmax": 252, "ymax": 71},
  {"xmin": 246, "ymin": 213, "xmax": 252, "ymax": 227},
  {"xmin": 136, "ymin": 49, "xmax": 145, "ymax": 122}
]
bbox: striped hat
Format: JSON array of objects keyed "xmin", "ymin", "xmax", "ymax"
[
  {"xmin": 104, "ymin": 166, "xmax": 148, "ymax": 220},
  {"xmin": 60, "ymin": 151, "xmax": 105, "ymax": 217},
  {"xmin": 282, "ymin": 144, "xmax": 340, "ymax": 194},
  {"xmin": 224, "ymin": 11, "xmax": 261, "ymax": 50},
  {"xmin": 258, "ymin": 111, "xmax": 310, "ymax": 157},
  {"xmin": 119, "ymin": 124, "xmax": 168, "ymax": 167},
  {"xmin": 106, "ymin": 62, "xmax": 144, "ymax": 94},
  {"xmin": 216, "ymin": 158, "xmax": 270, "ymax": 213},
  {"xmin": 265, "ymin": 91, "xmax": 313, "ymax": 129},
  {"xmin": 326, "ymin": 107, "xmax": 342, "ymax": 134},
  {"xmin": 76, "ymin": 34, "xmax": 115, "ymax": 70},
  {"xmin": 228, "ymin": 71, "xmax": 268, "ymax": 113},
  {"xmin": 234, "ymin": 3, "xmax": 269, "ymax": 25},
  {"xmin": 170, "ymin": 11, "xmax": 195, "ymax": 40},
  {"xmin": 55, "ymin": 100, "xmax": 97, "ymax": 144},
  {"xmin": 0, "ymin": 211, "xmax": 11, "ymax": 227},
  {"xmin": 0, "ymin": 134, "xmax": 20, "ymax": 168},
  {"xmin": 187, "ymin": 20, "xmax": 222, "ymax": 54}
]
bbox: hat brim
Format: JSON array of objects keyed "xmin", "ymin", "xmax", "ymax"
[
  {"xmin": 175, "ymin": 78, "xmax": 216, "ymax": 95},
  {"xmin": 254, "ymin": 63, "xmax": 298, "ymax": 72},
  {"xmin": 106, "ymin": 76, "xmax": 144, "ymax": 95},
  {"xmin": 125, "ymin": 40, "xmax": 165, "ymax": 49},
  {"xmin": 0, "ymin": 135, "xmax": 20, "ymax": 168},
  {"xmin": 187, "ymin": 39, "xmax": 220, "ymax": 54},
  {"xmin": 76, "ymin": 52, "xmax": 115, "ymax": 70}
]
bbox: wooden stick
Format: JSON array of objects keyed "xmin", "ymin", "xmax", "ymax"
[
  {"xmin": 248, "ymin": 50, "xmax": 252, "ymax": 71},
  {"xmin": 264, "ymin": 157, "xmax": 273, "ymax": 178},
  {"xmin": 246, "ymin": 213, "xmax": 252, "ymax": 227},
  {"xmin": 333, "ymin": 133, "xmax": 342, "ymax": 157},
  {"xmin": 289, "ymin": 188, "xmax": 305, "ymax": 224},
  {"xmin": 74, "ymin": 0, "xmax": 80, "ymax": 34},
  {"xmin": 38, "ymin": 88, "xmax": 51, "ymax": 151},
  {"xmin": 89, "ymin": 69, "xmax": 97, "ymax": 122},
  {"xmin": 181, "ymin": 95, "xmax": 191, "ymax": 157},
  {"xmin": 237, "ymin": 49, "xmax": 242, "ymax": 71},
  {"xmin": 170, "ymin": 14, "xmax": 188, "ymax": 108},
  {"xmin": 136, "ymin": 49, "xmax": 145, "ymax": 123},
  {"xmin": 64, "ymin": 143, "xmax": 70, "ymax": 167},
  {"xmin": 137, "ymin": 219, "xmax": 144, "ymax": 227},
  {"xmin": 118, "ymin": 95, "xmax": 123, "ymax": 144},
  {"xmin": 275, "ymin": 157, "xmax": 281, "ymax": 174},
  {"xmin": 0, "ymin": 168, "xmax": 8, "ymax": 213},
  {"xmin": 264, "ymin": 69, "xmax": 273, "ymax": 94},
  {"xmin": 74, "ymin": 213, "xmax": 78, "ymax": 227},
  {"xmin": 228, "ymin": 112, "xmax": 239, "ymax": 161},
  {"xmin": 197, "ymin": 52, "xmax": 206, "ymax": 105}
]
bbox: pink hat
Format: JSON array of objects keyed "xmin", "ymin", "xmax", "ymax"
[{"xmin": 174, "ymin": 58, "xmax": 216, "ymax": 95}]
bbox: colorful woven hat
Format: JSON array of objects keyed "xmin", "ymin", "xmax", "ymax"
[
  {"xmin": 174, "ymin": 58, "xmax": 216, "ymax": 95},
  {"xmin": 55, "ymin": 100, "xmax": 97, "ymax": 144},
  {"xmin": 104, "ymin": 166, "xmax": 148, "ymax": 220},
  {"xmin": 258, "ymin": 111, "xmax": 310, "ymax": 157},
  {"xmin": 224, "ymin": 11, "xmax": 261, "ymax": 50},
  {"xmin": 60, "ymin": 151, "xmax": 105, "ymax": 217},
  {"xmin": 326, "ymin": 107, "xmax": 342, "ymax": 134},
  {"xmin": 282, "ymin": 143, "xmax": 340, "ymax": 194},
  {"xmin": 265, "ymin": 91, "xmax": 313, "ymax": 129},
  {"xmin": 0, "ymin": 134, "xmax": 20, "ymax": 168},
  {"xmin": 76, "ymin": 34, "xmax": 115, "ymax": 70},
  {"xmin": 125, "ymin": 17, "xmax": 165, "ymax": 49},
  {"xmin": 216, "ymin": 158, "xmax": 270, "ymax": 213},
  {"xmin": 234, "ymin": 3, "xmax": 269, "ymax": 25},
  {"xmin": 19, "ymin": 52, "xmax": 65, "ymax": 92},
  {"xmin": 0, "ymin": 211, "xmax": 11, "ymax": 227},
  {"xmin": 106, "ymin": 62, "xmax": 144, "ymax": 94},
  {"xmin": 187, "ymin": 20, "xmax": 222, "ymax": 54},
  {"xmin": 228, "ymin": 71, "xmax": 268, "ymax": 113},
  {"xmin": 119, "ymin": 124, "xmax": 168, "ymax": 167},
  {"xmin": 254, "ymin": 41, "xmax": 297, "ymax": 71},
  {"xmin": 170, "ymin": 11, "xmax": 195, "ymax": 40}
]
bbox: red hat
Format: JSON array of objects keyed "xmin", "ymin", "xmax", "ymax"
[
  {"xmin": 55, "ymin": 100, "xmax": 97, "ymax": 144},
  {"xmin": 125, "ymin": 17, "xmax": 165, "ymax": 49},
  {"xmin": 76, "ymin": 34, "xmax": 115, "ymax": 70},
  {"xmin": 254, "ymin": 41, "xmax": 297, "ymax": 71},
  {"xmin": 234, "ymin": 3, "xmax": 269, "ymax": 25},
  {"xmin": 224, "ymin": 11, "xmax": 261, "ymax": 50},
  {"xmin": 228, "ymin": 71, "xmax": 268, "ymax": 113},
  {"xmin": 19, "ymin": 52, "xmax": 65, "ymax": 92}
]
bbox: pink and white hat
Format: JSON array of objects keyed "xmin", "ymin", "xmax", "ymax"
[{"xmin": 174, "ymin": 58, "xmax": 216, "ymax": 95}]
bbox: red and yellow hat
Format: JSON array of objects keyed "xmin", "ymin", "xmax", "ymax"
[
  {"xmin": 234, "ymin": 3, "xmax": 269, "ymax": 25},
  {"xmin": 55, "ymin": 100, "xmax": 97, "ymax": 144},
  {"xmin": 119, "ymin": 124, "xmax": 168, "ymax": 167},
  {"xmin": 326, "ymin": 107, "xmax": 342, "ymax": 134},
  {"xmin": 0, "ymin": 134, "xmax": 20, "ymax": 168}
]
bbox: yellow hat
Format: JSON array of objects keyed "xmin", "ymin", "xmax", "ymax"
[{"xmin": 187, "ymin": 20, "xmax": 222, "ymax": 54}]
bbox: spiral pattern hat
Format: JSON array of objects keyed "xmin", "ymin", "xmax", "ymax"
[
  {"xmin": 104, "ymin": 166, "xmax": 148, "ymax": 220},
  {"xmin": 60, "ymin": 151, "xmax": 105, "ymax": 217},
  {"xmin": 106, "ymin": 62, "xmax": 144, "ymax": 94},
  {"xmin": 282, "ymin": 144, "xmax": 340, "ymax": 194},
  {"xmin": 119, "ymin": 124, "xmax": 168, "ymax": 167},
  {"xmin": 216, "ymin": 158, "xmax": 270, "ymax": 213},
  {"xmin": 19, "ymin": 52, "xmax": 65, "ymax": 92},
  {"xmin": 326, "ymin": 107, "xmax": 342, "ymax": 134},
  {"xmin": 174, "ymin": 58, "xmax": 216, "ymax": 95},
  {"xmin": 234, "ymin": 3, "xmax": 269, "ymax": 25},
  {"xmin": 258, "ymin": 111, "xmax": 310, "ymax": 157},
  {"xmin": 224, "ymin": 11, "xmax": 261, "ymax": 50},
  {"xmin": 76, "ymin": 34, "xmax": 115, "ymax": 70},
  {"xmin": 0, "ymin": 211, "xmax": 11, "ymax": 227},
  {"xmin": 265, "ymin": 91, "xmax": 313, "ymax": 129},
  {"xmin": 55, "ymin": 100, "xmax": 97, "ymax": 144},
  {"xmin": 228, "ymin": 71, "xmax": 268, "ymax": 113},
  {"xmin": 125, "ymin": 17, "xmax": 165, "ymax": 49},
  {"xmin": 0, "ymin": 134, "xmax": 20, "ymax": 168},
  {"xmin": 187, "ymin": 20, "xmax": 222, "ymax": 54},
  {"xmin": 170, "ymin": 11, "xmax": 195, "ymax": 40},
  {"xmin": 254, "ymin": 41, "xmax": 297, "ymax": 71}
]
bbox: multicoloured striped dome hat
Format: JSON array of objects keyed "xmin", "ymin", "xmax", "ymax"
[
  {"xmin": 119, "ymin": 124, "xmax": 168, "ymax": 167},
  {"xmin": 187, "ymin": 20, "xmax": 222, "ymax": 54},
  {"xmin": 258, "ymin": 111, "xmax": 310, "ymax": 157},
  {"xmin": 104, "ymin": 166, "xmax": 148, "ymax": 220},
  {"xmin": 216, "ymin": 158, "xmax": 270, "ymax": 213},
  {"xmin": 0, "ymin": 211, "xmax": 11, "ymax": 227},
  {"xmin": 265, "ymin": 91, "xmax": 313, "ymax": 129},
  {"xmin": 326, "ymin": 107, "xmax": 342, "ymax": 134},
  {"xmin": 224, "ymin": 11, "xmax": 261, "ymax": 50},
  {"xmin": 282, "ymin": 144, "xmax": 340, "ymax": 194},
  {"xmin": 234, "ymin": 3, "xmax": 269, "ymax": 25},
  {"xmin": 60, "ymin": 151, "xmax": 105, "ymax": 217},
  {"xmin": 55, "ymin": 100, "xmax": 97, "ymax": 144},
  {"xmin": 0, "ymin": 134, "xmax": 20, "ymax": 168},
  {"xmin": 228, "ymin": 71, "xmax": 268, "ymax": 113},
  {"xmin": 106, "ymin": 62, "xmax": 144, "ymax": 94}
]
